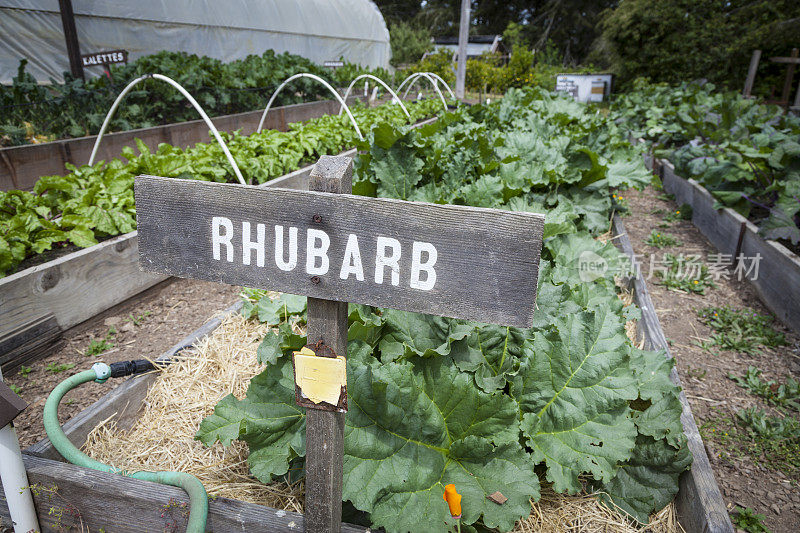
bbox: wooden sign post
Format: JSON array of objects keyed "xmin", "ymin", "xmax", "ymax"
[{"xmin": 135, "ymin": 155, "xmax": 545, "ymax": 532}]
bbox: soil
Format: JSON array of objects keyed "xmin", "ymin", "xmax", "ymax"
[
  {"xmin": 620, "ymin": 185, "xmax": 800, "ymax": 533},
  {"xmin": 4, "ymin": 278, "xmax": 241, "ymax": 450}
]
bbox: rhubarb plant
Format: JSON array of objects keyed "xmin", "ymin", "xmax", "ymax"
[{"xmin": 198, "ymin": 88, "xmax": 690, "ymax": 532}]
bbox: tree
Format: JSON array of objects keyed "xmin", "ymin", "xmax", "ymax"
[
  {"xmin": 389, "ymin": 22, "xmax": 434, "ymax": 66},
  {"xmin": 594, "ymin": 0, "xmax": 800, "ymax": 90}
]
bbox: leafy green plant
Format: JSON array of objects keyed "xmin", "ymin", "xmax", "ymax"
[
  {"xmin": 0, "ymin": 98, "xmax": 440, "ymax": 277},
  {"xmin": 46, "ymin": 362, "xmax": 76, "ymax": 374},
  {"xmin": 197, "ymin": 88, "xmax": 688, "ymax": 532},
  {"xmin": 645, "ymin": 230, "xmax": 682, "ymax": 249},
  {"xmin": 686, "ymin": 366, "xmax": 706, "ymax": 380},
  {"xmin": 19, "ymin": 365, "xmax": 32, "ymax": 377},
  {"xmin": 85, "ymin": 328, "xmax": 117, "ymax": 357},
  {"xmin": 0, "ymin": 50, "xmax": 395, "ymax": 148},
  {"xmin": 659, "ymin": 203, "xmax": 692, "ymax": 227},
  {"xmin": 611, "ymin": 192, "xmax": 630, "ymax": 215},
  {"xmin": 9, "ymin": 383, "xmax": 22, "ymax": 394},
  {"xmin": 611, "ymin": 80, "xmax": 800, "ymax": 244},
  {"xmin": 654, "ymin": 253, "xmax": 716, "ymax": 293},
  {"xmin": 698, "ymin": 306, "xmax": 785, "ymax": 354},
  {"xmin": 729, "ymin": 366, "xmax": 799, "ymax": 411},
  {"xmin": 731, "ymin": 506, "xmax": 771, "ymax": 533},
  {"xmin": 127, "ymin": 311, "xmax": 151, "ymax": 326},
  {"xmin": 702, "ymin": 407, "xmax": 800, "ymax": 476}
]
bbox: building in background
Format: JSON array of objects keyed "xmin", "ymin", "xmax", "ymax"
[
  {"xmin": 429, "ymin": 35, "xmax": 508, "ymax": 61},
  {"xmin": 0, "ymin": 0, "xmax": 391, "ymax": 83}
]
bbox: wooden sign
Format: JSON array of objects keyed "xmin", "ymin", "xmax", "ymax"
[
  {"xmin": 135, "ymin": 176, "xmax": 544, "ymax": 328},
  {"xmin": 81, "ymin": 50, "xmax": 128, "ymax": 67}
]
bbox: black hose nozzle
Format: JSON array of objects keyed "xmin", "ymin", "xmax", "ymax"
[{"xmin": 108, "ymin": 359, "xmax": 160, "ymax": 378}]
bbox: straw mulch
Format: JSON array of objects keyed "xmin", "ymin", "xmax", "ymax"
[
  {"xmin": 83, "ymin": 307, "xmax": 682, "ymax": 532},
  {"xmin": 83, "ymin": 311, "xmax": 305, "ymax": 513}
]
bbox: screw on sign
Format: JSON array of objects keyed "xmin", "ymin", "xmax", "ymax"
[{"xmin": 134, "ymin": 155, "xmax": 545, "ymax": 532}]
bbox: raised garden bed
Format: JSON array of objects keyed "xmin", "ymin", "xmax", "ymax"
[
  {"xmin": 0, "ymin": 96, "xmax": 365, "ymax": 192},
  {"xmin": 641, "ymin": 151, "xmax": 800, "ymax": 335},
  {"xmin": 0, "ymin": 113, "xmax": 435, "ymax": 374},
  {"xmin": 0, "ymin": 214, "xmax": 732, "ymax": 533}
]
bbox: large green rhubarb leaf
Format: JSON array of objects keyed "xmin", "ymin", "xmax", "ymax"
[
  {"xmin": 345, "ymin": 356, "xmax": 538, "ymax": 533},
  {"xmin": 450, "ymin": 324, "xmax": 531, "ymax": 392},
  {"xmin": 378, "ymin": 309, "xmax": 473, "ymax": 361},
  {"xmin": 593, "ymin": 435, "xmax": 692, "ymax": 524},
  {"xmin": 199, "ymin": 348, "xmax": 538, "ymax": 533},
  {"xmin": 512, "ymin": 309, "xmax": 638, "ymax": 493},
  {"xmin": 196, "ymin": 354, "xmax": 305, "ymax": 480}
]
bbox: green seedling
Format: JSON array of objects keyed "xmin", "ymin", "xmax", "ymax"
[
  {"xmin": 699, "ymin": 306, "xmax": 785, "ymax": 355},
  {"xmin": 729, "ymin": 366, "xmax": 799, "ymax": 411},
  {"xmin": 656, "ymin": 192, "xmax": 675, "ymax": 202},
  {"xmin": 687, "ymin": 366, "xmax": 706, "ymax": 380},
  {"xmin": 85, "ymin": 327, "xmax": 117, "ymax": 356},
  {"xmin": 19, "ymin": 365, "xmax": 32, "ymax": 377},
  {"xmin": 702, "ymin": 407, "xmax": 800, "ymax": 476},
  {"xmin": 645, "ymin": 229, "xmax": 682, "ymax": 249},
  {"xmin": 731, "ymin": 506, "xmax": 771, "ymax": 533},
  {"xmin": 654, "ymin": 253, "xmax": 716, "ymax": 294},
  {"xmin": 9, "ymin": 383, "xmax": 22, "ymax": 394},
  {"xmin": 659, "ymin": 203, "xmax": 692, "ymax": 227},
  {"xmin": 46, "ymin": 362, "xmax": 76, "ymax": 374},
  {"xmin": 127, "ymin": 310, "xmax": 152, "ymax": 326}
]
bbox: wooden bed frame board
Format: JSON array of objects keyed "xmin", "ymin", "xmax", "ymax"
[{"xmin": 613, "ymin": 215, "xmax": 734, "ymax": 533}]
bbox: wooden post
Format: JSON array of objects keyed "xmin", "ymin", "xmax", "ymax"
[
  {"xmin": 455, "ymin": 0, "xmax": 470, "ymax": 100},
  {"xmin": 304, "ymin": 155, "xmax": 352, "ymax": 533},
  {"xmin": 743, "ymin": 49, "xmax": 761, "ymax": 97},
  {"xmin": 58, "ymin": 0, "xmax": 84, "ymax": 80},
  {"xmin": 780, "ymin": 48, "xmax": 798, "ymax": 107}
]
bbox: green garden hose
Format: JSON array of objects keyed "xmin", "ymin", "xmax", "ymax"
[{"xmin": 43, "ymin": 363, "xmax": 208, "ymax": 533}]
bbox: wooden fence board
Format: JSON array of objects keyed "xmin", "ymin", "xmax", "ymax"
[{"xmin": 739, "ymin": 229, "xmax": 800, "ymax": 332}]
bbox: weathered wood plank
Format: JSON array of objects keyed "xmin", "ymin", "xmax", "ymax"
[
  {"xmin": 0, "ymin": 454, "xmax": 369, "ymax": 533},
  {"xmin": 26, "ymin": 301, "xmax": 243, "ymax": 460},
  {"xmin": 743, "ymin": 50, "xmax": 762, "ymax": 97},
  {"xmin": 0, "ymin": 231, "xmax": 168, "ymax": 353},
  {"xmin": 0, "ymin": 97, "xmax": 364, "ymax": 192},
  {"xmin": 304, "ymin": 156, "xmax": 351, "ymax": 533},
  {"xmin": 0, "ymin": 314, "xmax": 62, "ymax": 373},
  {"xmin": 135, "ymin": 176, "xmax": 545, "ymax": 327},
  {"xmin": 612, "ymin": 215, "xmax": 734, "ymax": 533},
  {"xmin": 739, "ymin": 228, "xmax": 800, "ymax": 333},
  {"xmin": 660, "ymin": 162, "xmax": 800, "ymax": 334}
]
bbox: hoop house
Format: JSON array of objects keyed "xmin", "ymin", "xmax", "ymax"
[{"xmin": 0, "ymin": 0, "xmax": 391, "ymax": 83}]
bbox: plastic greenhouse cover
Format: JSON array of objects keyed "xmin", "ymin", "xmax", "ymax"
[{"xmin": 0, "ymin": 0, "xmax": 391, "ymax": 83}]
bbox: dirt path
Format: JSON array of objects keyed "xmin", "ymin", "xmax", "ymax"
[
  {"xmin": 620, "ymin": 185, "xmax": 800, "ymax": 532},
  {"xmin": 4, "ymin": 278, "xmax": 241, "ymax": 450}
]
